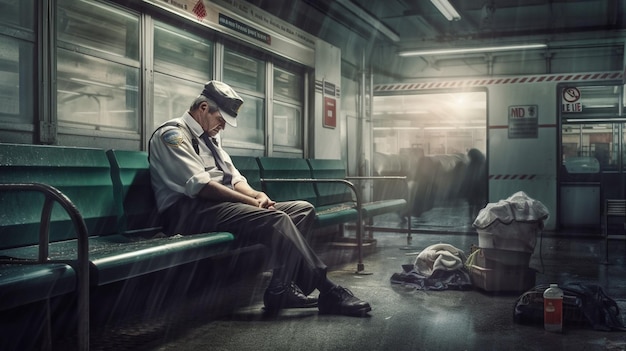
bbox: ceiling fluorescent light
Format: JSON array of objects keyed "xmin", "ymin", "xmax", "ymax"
[
  {"xmin": 430, "ymin": 0, "xmax": 461, "ymax": 21},
  {"xmin": 398, "ymin": 43, "xmax": 547, "ymax": 57}
]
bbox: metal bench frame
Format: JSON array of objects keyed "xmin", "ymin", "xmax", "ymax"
[
  {"xmin": 603, "ymin": 199, "xmax": 626, "ymax": 264},
  {"xmin": 0, "ymin": 183, "xmax": 90, "ymax": 351}
]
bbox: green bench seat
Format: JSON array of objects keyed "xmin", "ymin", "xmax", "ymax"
[
  {"xmin": 249, "ymin": 156, "xmax": 409, "ymax": 272},
  {"xmin": 1, "ymin": 232, "xmax": 234, "ymax": 286},
  {"xmin": 0, "ymin": 144, "xmax": 238, "ymax": 350},
  {"xmin": 307, "ymin": 158, "xmax": 407, "ymax": 216},
  {"xmin": 360, "ymin": 199, "xmax": 407, "ymax": 218},
  {"xmin": 0, "ymin": 263, "xmax": 76, "ymax": 311},
  {"xmin": 255, "ymin": 157, "xmax": 361, "ymax": 229},
  {"xmin": 307, "ymin": 158, "xmax": 408, "ymax": 230},
  {"xmin": 256, "ymin": 157, "xmax": 319, "ymax": 204},
  {"xmin": 0, "ymin": 144, "xmax": 236, "ymax": 287},
  {"xmin": 230, "ymin": 155, "xmax": 263, "ymax": 190},
  {"xmin": 255, "ymin": 156, "xmax": 405, "ymax": 273},
  {"xmin": 254, "ymin": 158, "xmax": 408, "ymax": 220}
]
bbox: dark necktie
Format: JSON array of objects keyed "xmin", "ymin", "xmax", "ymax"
[{"xmin": 200, "ymin": 133, "xmax": 233, "ymax": 187}]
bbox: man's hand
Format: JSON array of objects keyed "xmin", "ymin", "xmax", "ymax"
[{"xmin": 254, "ymin": 192, "xmax": 276, "ymax": 210}]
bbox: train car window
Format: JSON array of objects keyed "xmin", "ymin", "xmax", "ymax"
[
  {"xmin": 153, "ymin": 22, "xmax": 213, "ymax": 83},
  {"xmin": 562, "ymin": 124, "xmax": 610, "ymax": 174},
  {"xmin": 0, "ymin": 37, "xmax": 34, "ymax": 128},
  {"xmin": 56, "ymin": 0, "xmax": 140, "ymax": 137},
  {"xmin": 274, "ymin": 67, "xmax": 303, "ymax": 102},
  {"xmin": 272, "ymin": 67, "xmax": 303, "ymax": 155},
  {"xmin": 223, "ymin": 49, "xmax": 265, "ymax": 92},
  {"xmin": 560, "ymin": 85, "xmax": 624, "ymax": 176},
  {"xmin": 272, "ymin": 102, "xmax": 302, "ymax": 150},
  {"xmin": 0, "ymin": 0, "xmax": 35, "ymax": 140},
  {"xmin": 153, "ymin": 73, "xmax": 207, "ymax": 128},
  {"xmin": 57, "ymin": 0, "xmax": 138, "ymax": 60},
  {"xmin": 221, "ymin": 94, "xmax": 265, "ymax": 149},
  {"xmin": 57, "ymin": 50, "xmax": 140, "ymax": 132},
  {"xmin": 221, "ymin": 48, "xmax": 266, "ymax": 151},
  {"xmin": 0, "ymin": 0, "xmax": 34, "ymax": 29},
  {"xmin": 238, "ymin": 95, "xmax": 265, "ymax": 147},
  {"xmin": 153, "ymin": 21, "xmax": 213, "ymax": 130}
]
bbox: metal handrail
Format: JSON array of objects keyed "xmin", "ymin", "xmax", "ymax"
[
  {"xmin": 0, "ymin": 183, "xmax": 90, "ymax": 351},
  {"xmin": 344, "ymin": 175, "xmax": 411, "ymax": 242},
  {"xmin": 345, "ymin": 175, "xmax": 407, "ymax": 181},
  {"xmin": 260, "ymin": 178, "xmax": 365, "ymax": 273}
]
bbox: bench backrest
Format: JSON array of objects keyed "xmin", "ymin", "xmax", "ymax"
[
  {"xmin": 106, "ymin": 149, "xmax": 160, "ymax": 234},
  {"xmin": 306, "ymin": 159, "xmax": 354, "ymax": 206},
  {"xmin": 0, "ymin": 143, "xmax": 117, "ymax": 249},
  {"xmin": 256, "ymin": 157, "xmax": 317, "ymax": 205},
  {"xmin": 231, "ymin": 155, "xmax": 262, "ymax": 190}
]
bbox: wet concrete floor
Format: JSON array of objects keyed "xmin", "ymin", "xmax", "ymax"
[{"xmin": 81, "ymin": 215, "xmax": 626, "ymax": 351}]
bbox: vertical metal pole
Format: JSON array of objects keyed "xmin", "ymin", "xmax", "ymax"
[
  {"xmin": 142, "ymin": 14, "xmax": 155, "ymax": 151},
  {"xmin": 357, "ymin": 54, "xmax": 365, "ymax": 176},
  {"xmin": 266, "ymin": 61, "xmax": 274, "ymax": 156},
  {"xmin": 39, "ymin": 0, "xmax": 57, "ymax": 144},
  {"xmin": 303, "ymin": 73, "xmax": 310, "ymax": 158},
  {"xmin": 618, "ymin": 88, "xmax": 624, "ymax": 195},
  {"xmin": 367, "ymin": 63, "xmax": 373, "ymax": 179},
  {"xmin": 616, "ymin": 83, "xmax": 626, "ymax": 258},
  {"xmin": 355, "ymin": 51, "xmax": 366, "ymax": 272}
]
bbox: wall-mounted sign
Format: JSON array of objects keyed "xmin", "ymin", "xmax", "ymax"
[
  {"xmin": 323, "ymin": 81, "xmax": 336, "ymax": 96},
  {"xmin": 218, "ymin": 13, "xmax": 271, "ymax": 44},
  {"xmin": 562, "ymin": 87, "xmax": 582, "ymax": 112},
  {"xmin": 322, "ymin": 80, "xmax": 337, "ymax": 129},
  {"xmin": 508, "ymin": 105, "xmax": 538, "ymax": 138},
  {"xmin": 324, "ymin": 97, "xmax": 336, "ymax": 129}
]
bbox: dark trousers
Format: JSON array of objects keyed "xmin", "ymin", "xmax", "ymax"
[{"xmin": 162, "ymin": 199, "xmax": 326, "ymax": 295}]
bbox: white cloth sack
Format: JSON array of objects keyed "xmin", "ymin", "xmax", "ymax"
[
  {"xmin": 414, "ymin": 243, "xmax": 466, "ymax": 277},
  {"xmin": 472, "ymin": 191, "xmax": 549, "ymax": 252},
  {"xmin": 473, "ymin": 191, "xmax": 549, "ymax": 228}
]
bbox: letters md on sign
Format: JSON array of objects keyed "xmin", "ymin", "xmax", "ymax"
[{"xmin": 508, "ymin": 105, "xmax": 538, "ymax": 138}]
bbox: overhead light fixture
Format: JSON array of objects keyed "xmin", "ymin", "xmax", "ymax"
[
  {"xmin": 398, "ymin": 43, "xmax": 548, "ymax": 57},
  {"xmin": 430, "ymin": 0, "xmax": 461, "ymax": 21}
]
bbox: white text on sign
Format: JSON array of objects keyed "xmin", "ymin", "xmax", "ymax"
[
  {"xmin": 562, "ymin": 103, "xmax": 582, "ymax": 112},
  {"xmin": 508, "ymin": 105, "xmax": 538, "ymax": 118}
]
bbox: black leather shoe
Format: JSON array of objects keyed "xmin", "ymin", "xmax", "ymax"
[
  {"xmin": 318, "ymin": 285, "xmax": 371, "ymax": 317},
  {"xmin": 264, "ymin": 282, "xmax": 318, "ymax": 313}
]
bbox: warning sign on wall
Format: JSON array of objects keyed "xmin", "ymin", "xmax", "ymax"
[
  {"xmin": 508, "ymin": 105, "xmax": 538, "ymax": 139},
  {"xmin": 561, "ymin": 87, "xmax": 582, "ymax": 112}
]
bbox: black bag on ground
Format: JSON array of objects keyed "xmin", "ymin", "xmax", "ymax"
[{"xmin": 513, "ymin": 282, "xmax": 626, "ymax": 331}]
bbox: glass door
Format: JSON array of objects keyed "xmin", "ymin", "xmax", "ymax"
[
  {"xmin": 372, "ymin": 90, "xmax": 487, "ymax": 233},
  {"xmin": 559, "ymin": 84, "xmax": 626, "ymax": 231}
]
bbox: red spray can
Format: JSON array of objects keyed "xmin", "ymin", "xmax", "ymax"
[{"xmin": 543, "ymin": 283, "xmax": 563, "ymax": 332}]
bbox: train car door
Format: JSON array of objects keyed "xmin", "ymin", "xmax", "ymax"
[
  {"xmin": 558, "ymin": 84, "xmax": 626, "ymax": 232},
  {"xmin": 372, "ymin": 90, "xmax": 487, "ymax": 233}
]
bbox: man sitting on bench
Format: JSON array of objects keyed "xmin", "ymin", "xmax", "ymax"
[{"xmin": 148, "ymin": 80, "xmax": 371, "ymax": 317}]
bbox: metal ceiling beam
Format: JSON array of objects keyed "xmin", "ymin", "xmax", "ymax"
[{"xmin": 335, "ymin": 0, "xmax": 400, "ymax": 42}]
